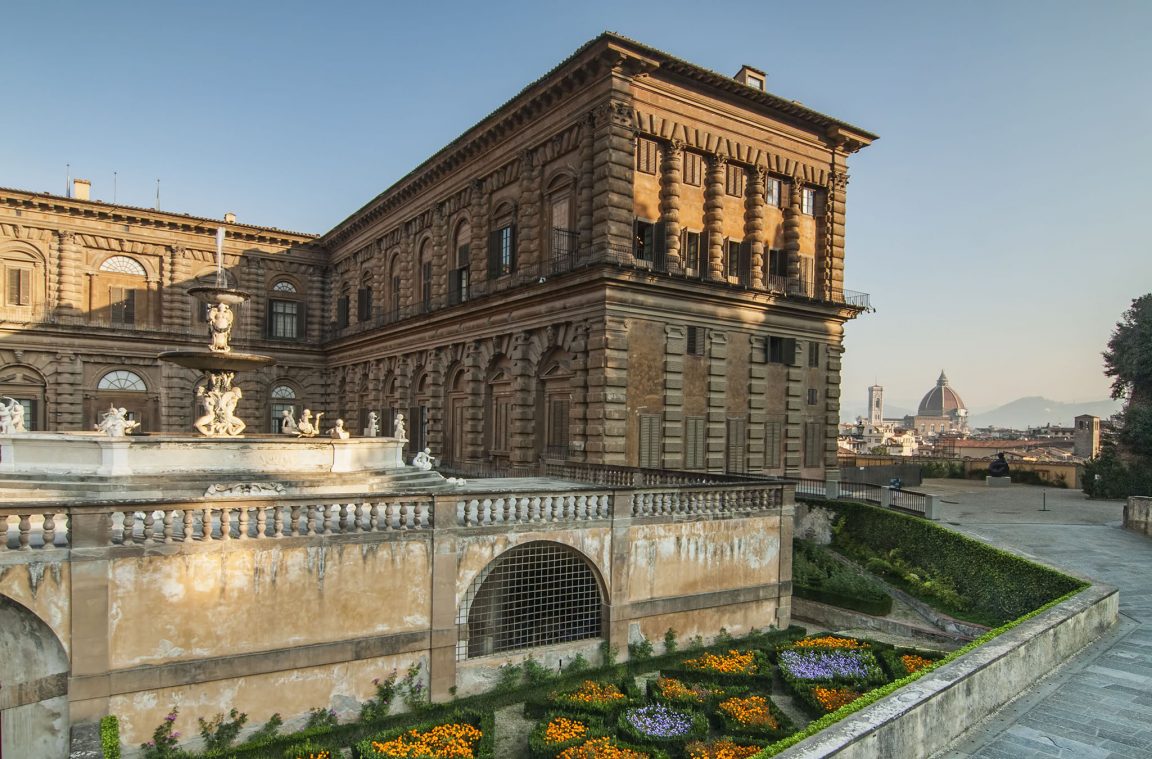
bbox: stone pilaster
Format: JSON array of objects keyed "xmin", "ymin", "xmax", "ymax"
[
  {"xmin": 704, "ymin": 155, "xmax": 726, "ymax": 282},
  {"xmin": 568, "ymin": 322, "xmax": 590, "ymax": 462},
  {"xmin": 748, "ymin": 344, "xmax": 768, "ymax": 470},
  {"xmin": 662, "ymin": 325, "xmax": 685, "ymax": 468},
  {"xmin": 827, "ymin": 169, "xmax": 849, "ymax": 298},
  {"xmin": 585, "ymin": 317, "xmax": 628, "ymax": 464},
  {"xmin": 658, "ymin": 140, "xmax": 683, "ymax": 273},
  {"xmin": 824, "ymin": 345, "xmax": 843, "ymax": 481},
  {"xmin": 56, "ymin": 231, "xmax": 82, "ymax": 313},
  {"xmin": 590, "ymin": 98, "xmax": 635, "ymax": 258},
  {"xmin": 509, "ymin": 332, "xmax": 535, "ymax": 470},
  {"xmin": 784, "ymin": 354, "xmax": 804, "ymax": 476},
  {"xmin": 516, "ymin": 150, "xmax": 542, "ymax": 272},
  {"xmin": 784, "ymin": 179, "xmax": 803, "ymax": 295},
  {"xmin": 469, "ymin": 179, "xmax": 489, "ymax": 281},
  {"xmin": 705, "ymin": 330, "xmax": 727, "ymax": 470},
  {"xmin": 399, "ymin": 230, "xmax": 416, "ymax": 312},
  {"xmin": 745, "ymin": 166, "xmax": 766, "ymax": 290},
  {"xmin": 432, "ymin": 205, "xmax": 449, "ymax": 304},
  {"xmin": 462, "ymin": 341, "xmax": 485, "ymax": 461},
  {"xmin": 578, "ymin": 114, "xmax": 595, "ymax": 255},
  {"xmin": 426, "ymin": 350, "xmax": 446, "ymax": 458}
]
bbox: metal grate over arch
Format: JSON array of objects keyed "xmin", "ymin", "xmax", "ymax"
[{"xmin": 458, "ymin": 541, "xmax": 602, "ymax": 660}]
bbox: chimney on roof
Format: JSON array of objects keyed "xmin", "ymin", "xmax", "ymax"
[
  {"xmin": 735, "ymin": 65, "xmax": 766, "ymax": 91},
  {"xmin": 224, "ymin": 212, "xmax": 236, "ymax": 224},
  {"xmin": 73, "ymin": 179, "xmax": 91, "ymax": 201}
]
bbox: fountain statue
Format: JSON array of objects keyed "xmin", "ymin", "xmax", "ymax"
[{"xmin": 158, "ymin": 227, "xmax": 274, "ymax": 436}]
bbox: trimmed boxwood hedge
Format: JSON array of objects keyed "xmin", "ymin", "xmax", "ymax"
[
  {"xmin": 528, "ymin": 713, "xmax": 606, "ymax": 759},
  {"xmin": 616, "ymin": 704, "xmax": 709, "ymax": 754},
  {"xmin": 524, "ymin": 677, "xmax": 639, "ymax": 720},
  {"xmin": 659, "ymin": 650, "xmax": 775, "ymax": 691},
  {"xmin": 99, "ymin": 715, "xmax": 121, "ymax": 759},
  {"xmin": 792, "ymin": 540, "xmax": 893, "ymax": 616},
  {"xmin": 877, "ymin": 648, "xmax": 943, "ymax": 680},
  {"xmin": 711, "ymin": 693, "xmax": 794, "ymax": 741},
  {"xmin": 352, "ymin": 709, "xmax": 494, "ymax": 759},
  {"xmin": 818, "ymin": 499, "xmax": 1086, "ymax": 625}
]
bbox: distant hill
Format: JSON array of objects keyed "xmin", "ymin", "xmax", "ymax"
[{"xmin": 969, "ymin": 396, "xmax": 1120, "ymax": 429}]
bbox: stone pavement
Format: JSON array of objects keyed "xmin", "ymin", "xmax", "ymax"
[{"xmin": 918, "ymin": 479, "xmax": 1152, "ymax": 759}]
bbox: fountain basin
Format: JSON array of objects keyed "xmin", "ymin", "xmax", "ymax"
[
  {"xmin": 187, "ymin": 286, "xmax": 250, "ymax": 306},
  {"xmin": 158, "ymin": 351, "xmax": 276, "ymax": 372}
]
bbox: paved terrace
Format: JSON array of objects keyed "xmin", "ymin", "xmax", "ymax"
[{"xmin": 921, "ymin": 479, "xmax": 1152, "ymax": 759}]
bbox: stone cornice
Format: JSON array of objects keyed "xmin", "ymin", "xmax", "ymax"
[{"xmin": 0, "ymin": 187, "xmax": 317, "ymax": 249}]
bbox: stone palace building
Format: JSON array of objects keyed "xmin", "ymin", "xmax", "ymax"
[{"xmin": 0, "ymin": 32, "xmax": 874, "ymax": 480}]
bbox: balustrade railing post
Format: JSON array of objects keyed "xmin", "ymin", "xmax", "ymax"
[
  {"xmin": 925, "ymin": 494, "xmax": 939, "ymax": 520},
  {"xmin": 880, "ymin": 486, "xmax": 893, "ymax": 510}
]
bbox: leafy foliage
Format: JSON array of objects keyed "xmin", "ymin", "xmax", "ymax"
[
  {"xmin": 197, "ymin": 709, "xmax": 248, "ymax": 754},
  {"xmin": 1104, "ymin": 293, "xmax": 1152, "ymax": 403},
  {"xmin": 791, "ymin": 540, "xmax": 892, "ymax": 615},
  {"xmin": 100, "ymin": 715, "xmax": 121, "ymax": 759}
]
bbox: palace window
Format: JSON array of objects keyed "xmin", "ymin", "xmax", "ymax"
[
  {"xmin": 633, "ymin": 219, "xmax": 654, "ymax": 261},
  {"xmin": 766, "ymin": 177, "xmax": 782, "ymax": 207},
  {"xmin": 765, "ymin": 416, "xmax": 784, "ymax": 469},
  {"xmin": 809, "ymin": 342, "xmax": 821, "ymax": 368},
  {"xmin": 336, "ymin": 290, "xmax": 350, "ymax": 328},
  {"xmin": 267, "ymin": 280, "xmax": 304, "ymax": 339},
  {"xmin": 109, "ymin": 287, "xmax": 136, "ymax": 325},
  {"xmin": 686, "ymin": 326, "xmax": 706, "ymax": 356},
  {"xmin": 5, "ymin": 267, "xmax": 31, "ymax": 306},
  {"xmin": 801, "ymin": 187, "xmax": 816, "ymax": 215},
  {"xmin": 683, "ymin": 230, "xmax": 704, "ymax": 278},
  {"xmin": 683, "ymin": 152, "xmax": 702, "ymax": 186},
  {"xmin": 98, "ymin": 370, "xmax": 146, "ymax": 392},
  {"xmin": 768, "ymin": 336, "xmax": 796, "ymax": 365},
  {"xmin": 638, "ymin": 413, "xmax": 662, "ymax": 468},
  {"xmin": 767, "ymin": 249, "xmax": 787, "ymax": 288},
  {"xmin": 459, "ymin": 541, "xmax": 602, "ymax": 659},
  {"xmin": 684, "ymin": 416, "xmax": 706, "ymax": 469},
  {"xmin": 725, "ymin": 164, "xmax": 745, "ymax": 197},
  {"xmin": 726, "ymin": 416, "xmax": 746, "ymax": 474},
  {"xmin": 488, "ymin": 222, "xmax": 516, "ymax": 278},
  {"xmin": 636, "ymin": 137, "xmax": 659, "ymax": 174},
  {"xmin": 418, "ymin": 240, "xmax": 433, "ymax": 313},
  {"xmin": 808, "ymin": 388, "xmax": 819, "ymax": 405},
  {"xmin": 451, "ymin": 220, "xmax": 471, "ymax": 305},
  {"xmin": 804, "ymin": 420, "xmax": 824, "ymax": 467},
  {"xmin": 99, "ymin": 256, "xmax": 147, "ymax": 276},
  {"xmin": 357, "ymin": 286, "xmax": 372, "ymax": 322},
  {"xmin": 270, "ymin": 384, "xmax": 297, "ymax": 433}
]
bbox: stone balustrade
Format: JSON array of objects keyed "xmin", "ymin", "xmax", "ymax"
[
  {"xmin": 455, "ymin": 492, "xmax": 613, "ymax": 527},
  {"xmin": 629, "ymin": 485, "xmax": 784, "ymax": 518},
  {"xmin": 0, "ymin": 511, "xmax": 69, "ymax": 550}
]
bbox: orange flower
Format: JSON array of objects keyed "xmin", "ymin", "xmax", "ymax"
[
  {"xmin": 900, "ymin": 654, "xmax": 934, "ymax": 674},
  {"xmin": 686, "ymin": 739, "xmax": 763, "ymax": 759},
  {"xmin": 790, "ymin": 636, "xmax": 867, "ymax": 650},
  {"xmin": 556, "ymin": 736, "xmax": 651, "ymax": 759},
  {"xmin": 812, "ymin": 686, "xmax": 861, "ymax": 712},
  {"xmin": 369, "ymin": 722, "xmax": 482, "ymax": 758},
  {"xmin": 682, "ymin": 650, "xmax": 758, "ymax": 675},
  {"xmin": 543, "ymin": 716, "xmax": 588, "ymax": 745},
  {"xmin": 655, "ymin": 677, "xmax": 718, "ymax": 703},
  {"xmin": 717, "ymin": 695, "xmax": 778, "ymax": 729},
  {"xmin": 555, "ymin": 681, "xmax": 627, "ymax": 707}
]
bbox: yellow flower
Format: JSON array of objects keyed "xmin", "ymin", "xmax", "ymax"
[
  {"xmin": 812, "ymin": 686, "xmax": 860, "ymax": 712},
  {"xmin": 543, "ymin": 716, "xmax": 588, "ymax": 745},
  {"xmin": 790, "ymin": 636, "xmax": 867, "ymax": 650},
  {"xmin": 682, "ymin": 650, "xmax": 757, "ymax": 675},
  {"xmin": 717, "ymin": 695, "xmax": 778, "ymax": 729},
  {"xmin": 369, "ymin": 722, "xmax": 482, "ymax": 758},
  {"xmin": 556, "ymin": 736, "xmax": 651, "ymax": 759},
  {"xmin": 900, "ymin": 654, "xmax": 934, "ymax": 674}
]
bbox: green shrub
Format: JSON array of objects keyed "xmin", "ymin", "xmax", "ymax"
[
  {"xmin": 140, "ymin": 708, "xmax": 182, "ymax": 759},
  {"xmin": 628, "ymin": 636, "xmax": 655, "ymax": 661},
  {"xmin": 198, "ymin": 709, "xmax": 247, "ymax": 754},
  {"xmin": 100, "ymin": 715, "xmax": 121, "ymax": 759},
  {"xmin": 792, "ymin": 540, "xmax": 893, "ymax": 616},
  {"xmin": 354, "ymin": 709, "xmax": 494, "ymax": 759},
  {"xmin": 522, "ymin": 655, "xmax": 556, "ymax": 687},
  {"xmin": 663, "ymin": 628, "xmax": 678, "ymax": 654},
  {"xmin": 563, "ymin": 652, "xmax": 590, "ymax": 675},
  {"xmin": 359, "ymin": 672, "xmax": 398, "ymax": 722},
  {"xmin": 821, "ymin": 499, "xmax": 1086, "ymax": 626}
]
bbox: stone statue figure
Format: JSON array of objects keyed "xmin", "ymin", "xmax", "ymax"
[
  {"xmin": 295, "ymin": 408, "xmax": 324, "ymax": 438},
  {"xmin": 96, "ymin": 404, "xmax": 139, "ymax": 437},
  {"xmin": 218, "ymin": 385, "xmax": 245, "ymax": 436},
  {"xmin": 393, "ymin": 412, "xmax": 407, "ymax": 441},
  {"xmin": 411, "ymin": 447, "xmax": 434, "ymax": 471},
  {"xmin": 2, "ymin": 398, "xmax": 26, "ymax": 433},
  {"xmin": 0, "ymin": 403, "xmax": 10, "ymax": 434},
  {"xmin": 207, "ymin": 302, "xmax": 235, "ymax": 353},
  {"xmin": 988, "ymin": 452, "xmax": 1011, "ymax": 477},
  {"xmin": 279, "ymin": 408, "xmax": 298, "ymax": 434},
  {"xmin": 194, "ymin": 387, "xmax": 217, "ymax": 436},
  {"xmin": 365, "ymin": 411, "xmax": 379, "ymax": 437},
  {"xmin": 329, "ymin": 418, "xmax": 350, "ymax": 439},
  {"xmin": 193, "ymin": 372, "xmax": 246, "ymax": 437}
]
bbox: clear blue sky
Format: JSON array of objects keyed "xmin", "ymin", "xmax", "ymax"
[{"xmin": 4, "ymin": 0, "xmax": 1149, "ymax": 414}]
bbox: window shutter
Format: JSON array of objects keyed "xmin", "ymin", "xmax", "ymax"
[
  {"xmin": 783, "ymin": 337, "xmax": 797, "ymax": 365},
  {"xmin": 488, "ymin": 229, "xmax": 501, "ymax": 278},
  {"xmin": 639, "ymin": 414, "xmax": 661, "ymax": 468},
  {"xmin": 124, "ymin": 289, "xmax": 136, "ymax": 324},
  {"xmin": 508, "ymin": 224, "xmax": 517, "ymax": 272},
  {"xmin": 448, "ymin": 270, "xmax": 460, "ymax": 303},
  {"xmin": 265, "ymin": 299, "xmax": 275, "ymax": 337},
  {"xmin": 7, "ymin": 268, "xmax": 19, "ymax": 304},
  {"xmin": 726, "ymin": 417, "xmax": 746, "ymax": 474},
  {"xmin": 739, "ymin": 240, "xmax": 751, "ymax": 285},
  {"xmin": 337, "ymin": 296, "xmax": 349, "ymax": 327},
  {"xmin": 653, "ymin": 221, "xmax": 667, "ymax": 271}
]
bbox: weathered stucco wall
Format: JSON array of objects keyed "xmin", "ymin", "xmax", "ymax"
[
  {"xmin": 1124, "ymin": 496, "xmax": 1152, "ymax": 538},
  {"xmin": 0, "ymin": 558, "xmax": 70, "ymax": 657}
]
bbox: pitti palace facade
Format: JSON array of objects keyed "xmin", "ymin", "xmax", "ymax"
[{"xmin": 0, "ymin": 34, "xmax": 874, "ymax": 480}]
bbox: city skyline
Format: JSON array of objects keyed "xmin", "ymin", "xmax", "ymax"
[{"xmin": 3, "ymin": 0, "xmax": 1147, "ymax": 410}]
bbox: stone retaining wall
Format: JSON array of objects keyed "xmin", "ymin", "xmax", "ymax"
[
  {"xmin": 776, "ymin": 583, "xmax": 1117, "ymax": 758},
  {"xmin": 1124, "ymin": 496, "xmax": 1152, "ymax": 538}
]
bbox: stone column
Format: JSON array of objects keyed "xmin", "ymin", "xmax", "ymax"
[
  {"xmin": 568, "ymin": 322, "xmax": 590, "ymax": 462},
  {"xmin": 50, "ymin": 351, "xmax": 83, "ymax": 430},
  {"xmin": 590, "ymin": 99, "xmax": 635, "ymax": 259},
  {"xmin": 516, "ymin": 150, "xmax": 542, "ymax": 273},
  {"xmin": 705, "ymin": 330, "xmax": 727, "ymax": 470},
  {"xmin": 826, "ymin": 169, "xmax": 849, "ymax": 300},
  {"xmin": 469, "ymin": 180, "xmax": 488, "ymax": 283},
  {"xmin": 784, "ymin": 354, "xmax": 804, "ymax": 477},
  {"xmin": 658, "ymin": 140, "xmax": 684, "ymax": 274},
  {"xmin": 745, "ymin": 166, "xmax": 767, "ymax": 290},
  {"xmin": 428, "ymin": 495, "xmax": 460, "ymax": 702},
  {"xmin": 824, "ymin": 344, "xmax": 844, "ymax": 483},
  {"xmin": 56, "ymin": 231, "xmax": 82, "ymax": 314},
  {"xmin": 662, "ymin": 325, "xmax": 686, "ymax": 468},
  {"xmin": 784, "ymin": 179, "xmax": 803, "ymax": 295},
  {"xmin": 163, "ymin": 246, "xmax": 187, "ymax": 330},
  {"xmin": 704, "ymin": 155, "xmax": 726, "ymax": 282},
  {"xmin": 585, "ymin": 316, "xmax": 628, "ymax": 465},
  {"xmin": 509, "ymin": 332, "xmax": 535, "ymax": 471},
  {"xmin": 577, "ymin": 114, "xmax": 595, "ymax": 256}
]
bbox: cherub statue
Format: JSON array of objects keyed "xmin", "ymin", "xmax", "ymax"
[
  {"xmin": 393, "ymin": 412, "xmax": 407, "ymax": 441},
  {"xmin": 365, "ymin": 411, "xmax": 379, "ymax": 437},
  {"xmin": 207, "ymin": 302, "xmax": 235, "ymax": 353},
  {"xmin": 3, "ymin": 398, "xmax": 26, "ymax": 433},
  {"xmin": 96, "ymin": 404, "xmax": 138, "ymax": 437},
  {"xmin": 295, "ymin": 408, "xmax": 324, "ymax": 438},
  {"xmin": 0, "ymin": 402, "xmax": 11, "ymax": 434},
  {"xmin": 279, "ymin": 408, "xmax": 298, "ymax": 434},
  {"xmin": 411, "ymin": 447, "xmax": 434, "ymax": 471},
  {"xmin": 193, "ymin": 387, "xmax": 218, "ymax": 436},
  {"xmin": 329, "ymin": 418, "xmax": 350, "ymax": 439}
]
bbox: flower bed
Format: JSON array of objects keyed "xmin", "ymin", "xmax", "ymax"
[
  {"xmin": 545, "ymin": 680, "xmax": 634, "ymax": 717},
  {"xmin": 355, "ymin": 710, "xmax": 493, "ymax": 759},
  {"xmin": 555, "ymin": 735, "xmax": 670, "ymax": 759},
  {"xmin": 802, "ymin": 684, "xmax": 864, "ymax": 715},
  {"xmin": 660, "ymin": 650, "xmax": 774, "ymax": 689},
  {"xmin": 528, "ymin": 714, "xmax": 604, "ymax": 759},
  {"xmin": 878, "ymin": 648, "xmax": 943, "ymax": 679},
  {"xmin": 616, "ymin": 703, "xmax": 707, "ymax": 752},
  {"xmin": 777, "ymin": 648, "xmax": 886, "ymax": 687},
  {"xmin": 712, "ymin": 694, "xmax": 793, "ymax": 740},
  {"xmin": 646, "ymin": 677, "xmax": 734, "ymax": 708},
  {"xmin": 685, "ymin": 738, "xmax": 765, "ymax": 759}
]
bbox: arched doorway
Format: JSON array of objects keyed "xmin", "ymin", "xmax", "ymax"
[
  {"xmin": 0, "ymin": 364, "xmax": 47, "ymax": 431},
  {"xmin": 457, "ymin": 541, "xmax": 604, "ymax": 659},
  {"xmin": 0, "ymin": 596, "xmax": 69, "ymax": 758},
  {"xmin": 443, "ymin": 368, "xmax": 469, "ymax": 465},
  {"xmin": 88, "ymin": 369, "xmax": 156, "ymax": 432}
]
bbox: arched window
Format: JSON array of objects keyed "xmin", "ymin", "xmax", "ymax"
[
  {"xmin": 267, "ymin": 278, "xmax": 305, "ymax": 339},
  {"xmin": 97, "ymin": 370, "xmax": 147, "ymax": 391},
  {"xmin": 547, "ymin": 175, "xmax": 576, "ymax": 264},
  {"xmin": 458, "ymin": 541, "xmax": 603, "ymax": 659},
  {"xmin": 269, "ymin": 383, "xmax": 298, "ymax": 433},
  {"xmin": 418, "ymin": 239, "xmax": 433, "ymax": 313},
  {"xmin": 2, "ymin": 245, "xmax": 45, "ymax": 312},
  {"xmin": 96, "ymin": 256, "xmax": 147, "ymax": 326},
  {"xmin": 537, "ymin": 351, "xmax": 573, "ymax": 460},
  {"xmin": 336, "ymin": 282, "xmax": 351, "ymax": 328},
  {"xmin": 450, "ymin": 220, "xmax": 471, "ymax": 305},
  {"xmin": 99, "ymin": 256, "xmax": 147, "ymax": 276},
  {"xmin": 487, "ymin": 202, "xmax": 516, "ymax": 279},
  {"xmin": 0, "ymin": 364, "xmax": 47, "ymax": 430}
]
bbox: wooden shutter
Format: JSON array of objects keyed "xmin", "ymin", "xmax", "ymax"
[
  {"xmin": 783, "ymin": 337, "xmax": 797, "ymax": 365},
  {"xmin": 337, "ymin": 295, "xmax": 349, "ymax": 327},
  {"xmin": 685, "ymin": 416, "xmax": 705, "ymax": 469},
  {"xmin": 726, "ymin": 417, "xmax": 746, "ymax": 474},
  {"xmin": 738, "ymin": 240, "xmax": 751, "ymax": 285},
  {"xmin": 639, "ymin": 413, "xmax": 661, "ymax": 468},
  {"xmin": 507, "ymin": 224, "xmax": 517, "ymax": 272},
  {"xmin": 488, "ymin": 228, "xmax": 501, "ymax": 278},
  {"xmin": 296, "ymin": 301, "xmax": 307, "ymax": 339},
  {"xmin": 7, "ymin": 268, "xmax": 19, "ymax": 304},
  {"xmin": 765, "ymin": 418, "xmax": 783, "ymax": 469},
  {"xmin": 653, "ymin": 221, "xmax": 667, "ymax": 271},
  {"xmin": 357, "ymin": 287, "xmax": 371, "ymax": 321}
]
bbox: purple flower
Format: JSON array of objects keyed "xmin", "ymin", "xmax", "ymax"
[
  {"xmin": 779, "ymin": 649, "xmax": 881, "ymax": 681},
  {"xmin": 625, "ymin": 704, "xmax": 694, "ymax": 738}
]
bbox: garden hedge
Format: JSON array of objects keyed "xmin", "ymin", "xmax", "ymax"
[
  {"xmin": 817, "ymin": 499, "xmax": 1085, "ymax": 624},
  {"xmin": 99, "ymin": 715, "xmax": 121, "ymax": 759},
  {"xmin": 352, "ymin": 708, "xmax": 494, "ymax": 759},
  {"xmin": 792, "ymin": 540, "xmax": 893, "ymax": 616}
]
